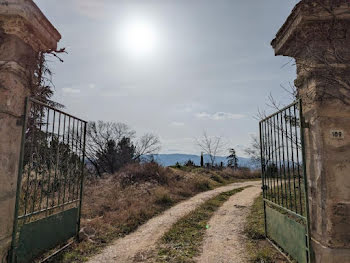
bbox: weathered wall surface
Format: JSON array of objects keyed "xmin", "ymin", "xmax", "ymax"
[
  {"xmin": 0, "ymin": 1, "xmax": 60, "ymax": 261},
  {"xmin": 0, "ymin": 32, "xmax": 34, "ymax": 263},
  {"xmin": 272, "ymin": 1, "xmax": 350, "ymax": 262}
]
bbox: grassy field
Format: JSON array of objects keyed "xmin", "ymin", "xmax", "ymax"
[{"xmin": 156, "ymin": 187, "xmax": 246, "ymax": 263}]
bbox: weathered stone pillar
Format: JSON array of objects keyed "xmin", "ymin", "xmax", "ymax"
[
  {"xmin": 272, "ymin": 1, "xmax": 350, "ymax": 262},
  {"xmin": 0, "ymin": 1, "xmax": 60, "ymax": 261}
]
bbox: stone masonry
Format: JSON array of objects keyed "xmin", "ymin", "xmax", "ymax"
[
  {"xmin": 0, "ymin": 1, "xmax": 60, "ymax": 261},
  {"xmin": 272, "ymin": 1, "xmax": 350, "ymax": 262}
]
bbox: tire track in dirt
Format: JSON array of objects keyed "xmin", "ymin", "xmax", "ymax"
[
  {"xmin": 195, "ymin": 185, "xmax": 261, "ymax": 263},
  {"xmin": 87, "ymin": 181, "xmax": 261, "ymax": 263}
]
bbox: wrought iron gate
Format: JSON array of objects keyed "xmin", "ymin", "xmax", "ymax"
[
  {"xmin": 11, "ymin": 97, "xmax": 87, "ymax": 263},
  {"xmin": 259, "ymin": 100, "xmax": 312, "ymax": 263}
]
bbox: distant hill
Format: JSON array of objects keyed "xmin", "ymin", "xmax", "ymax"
[{"xmin": 149, "ymin": 153, "xmax": 255, "ymax": 168}]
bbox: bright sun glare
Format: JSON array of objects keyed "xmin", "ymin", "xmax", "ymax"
[{"xmin": 120, "ymin": 20, "xmax": 158, "ymax": 57}]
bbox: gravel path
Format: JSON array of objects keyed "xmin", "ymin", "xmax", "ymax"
[
  {"xmin": 195, "ymin": 185, "xmax": 261, "ymax": 263},
  {"xmin": 87, "ymin": 181, "xmax": 261, "ymax": 263}
]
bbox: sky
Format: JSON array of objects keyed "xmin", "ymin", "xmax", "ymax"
[{"xmin": 33, "ymin": 0, "xmax": 299, "ymax": 157}]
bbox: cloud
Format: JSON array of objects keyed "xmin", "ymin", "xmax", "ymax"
[
  {"xmin": 62, "ymin": 87, "xmax": 81, "ymax": 94},
  {"xmin": 195, "ymin": 112, "xmax": 245, "ymax": 120},
  {"xmin": 74, "ymin": 0, "xmax": 107, "ymax": 19},
  {"xmin": 174, "ymin": 104, "xmax": 199, "ymax": 113},
  {"xmin": 170, "ymin": 122, "xmax": 185, "ymax": 127}
]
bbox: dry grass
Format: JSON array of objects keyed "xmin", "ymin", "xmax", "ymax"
[
  {"xmin": 244, "ymin": 194, "xmax": 288, "ymax": 263},
  {"xmin": 51, "ymin": 163, "xmax": 260, "ymax": 262}
]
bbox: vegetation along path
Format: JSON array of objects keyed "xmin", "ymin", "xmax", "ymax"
[
  {"xmin": 87, "ymin": 181, "xmax": 260, "ymax": 263},
  {"xmin": 195, "ymin": 185, "xmax": 261, "ymax": 263}
]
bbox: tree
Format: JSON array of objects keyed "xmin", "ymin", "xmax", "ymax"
[
  {"xmin": 86, "ymin": 121, "xmax": 161, "ymax": 176},
  {"xmin": 116, "ymin": 137, "xmax": 136, "ymax": 168},
  {"xmin": 95, "ymin": 137, "xmax": 136, "ymax": 174},
  {"xmin": 200, "ymin": 152, "xmax": 204, "ymax": 167},
  {"xmin": 196, "ymin": 131, "xmax": 224, "ymax": 167},
  {"xmin": 134, "ymin": 133, "xmax": 161, "ymax": 161},
  {"xmin": 86, "ymin": 121, "xmax": 135, "ymax": 176},
  {"xmin": 244, "ymin": 135, "xmax": 261, "ymax": 168},
  {"xmin": 227, "ymin": 148, "xmax": 238, "ymax": 169},
  {"xmin": 185, "ymin": 159, "xmax": 195, "ymax": 167},
  {"xmin": 30, "ymin": 49, "xmax": 66, "ymax": 108}
]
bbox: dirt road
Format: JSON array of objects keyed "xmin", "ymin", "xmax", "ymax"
[
  {"xmin": 87, "ymin": 181, "xmax": 261, "ymax": 263},
  {"xmin": 195, "ymin": 185, "xmax": 261, "ymax": 263}
]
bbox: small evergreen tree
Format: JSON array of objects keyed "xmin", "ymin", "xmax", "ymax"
[
  {"xmin": 116, "ymin": 137, "xmax": 136, "ymax": 168},
  {"xmin": 96, "ymin": 137, "xmax": 136, "ymax": 174},
  {"xmin": 227, "ymin": 148, "xmax": 238, "ymax": 169},
  {"xmin": 200, "ymin": 152, "xmax": 204, "ymax": 167},
  {"xmin": 185, "ymin": 159, "xmax": 195, "ymax": 167}
]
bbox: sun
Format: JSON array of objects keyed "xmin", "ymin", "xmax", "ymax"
[{"xmin": 119, "ymin": 20, "xmax": 158, "ymax": 57}]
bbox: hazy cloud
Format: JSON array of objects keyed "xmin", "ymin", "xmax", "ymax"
[
  {"xmin": 170, "ymin": 122, "xmax": 185, "ymax": 127},
  {"xmin": 62, "ymin": 87, "xmax": 81, "ymax": 94},
  {"xmin": 195, "ymin": 112, "xmax": 245, "ymax": 121},
  {"xmin": 73, "ymin": 0, "xmax": 107, "ymax": 19}
]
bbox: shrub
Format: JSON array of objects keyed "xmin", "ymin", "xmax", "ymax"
[
  {"xmin": 210, "ymin": 174, "xmax": 224, "ymax": 183},
  {"xmin": 154, "ymin": 188, "xmax": 174, "ymax": 206},
  {"xmin": 120, "ymin": 162, "xmax": 172, "ymax": 187},
  {"xmin": 194, "ymin": 179, "xmax": 212, "ymax": 192},
  {"xmin": 171, "ymin": 162, "xmax": 182, "ymax": 169}
]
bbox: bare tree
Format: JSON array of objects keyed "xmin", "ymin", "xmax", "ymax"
[
  {"xmin": 86, "ymin": 121, "xmax": 161, "ymax": 175},
  {"xmin": 196, "ymin": 131, "xmax": 225, "ymax": 167},
  {"xmin": 134, "ymin": 133, "xmax": 161, "ymax": 160},
  {"xmin": 244, "ymin": 135, "xmax": 261, "ymax": 168},
  {"xmin": 86, "ymin": 121, "xmax": 136, "ymax": 176}
]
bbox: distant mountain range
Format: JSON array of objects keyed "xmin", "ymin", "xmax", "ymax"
[{"xmin": 150, "ymin": 153, "xmax": 255, "ymax": 168}]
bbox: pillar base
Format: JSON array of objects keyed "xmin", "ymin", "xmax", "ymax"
[
  {"xmin": 312, "ymin": 239, "xmax": 350, "ymax": 263},
  {"xmin": 0, "ymin": 237, "xmax": 11, "ymax": 263}
]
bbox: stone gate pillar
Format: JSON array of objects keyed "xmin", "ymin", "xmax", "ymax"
[
  {"xmin": 0, "ymin": 1, "xmax": 60, "ymax": 261},
  {"xmin": 271, "ymin": 1, "xmax": 350, "ymax": 262}
]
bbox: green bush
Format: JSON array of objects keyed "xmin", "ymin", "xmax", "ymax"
[{"xmin": 194, "ymin": 180, "xmax": 212, "ymax": 192}]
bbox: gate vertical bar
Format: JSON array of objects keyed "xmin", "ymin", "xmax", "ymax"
[
  {"xmin": 77, "ymin": 122, "xmax": 87, "ymax": 237},
  {"xmin": 259, "ymin": 122, "xmax": 267, "ymax": 237}
]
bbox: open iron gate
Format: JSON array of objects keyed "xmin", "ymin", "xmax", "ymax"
[
  {"xmin": 10, "ymin": 97, "xmax": 87, "ymax": 263},
  {"xmin": 259, "ymin": 100, "xmax": 312, "ymax": 263}
]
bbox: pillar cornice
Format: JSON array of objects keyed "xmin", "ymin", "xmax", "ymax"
[
  {"xmin": 0, "ymin": 0, "xmax": 61, "ymax": 52},
  {"xmin": 271, "ymin": 0, "xmax": 350, "ymax": 57}
]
